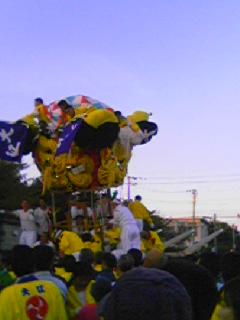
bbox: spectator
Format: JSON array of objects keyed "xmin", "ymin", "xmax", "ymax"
[
  {"xmin": 33, "ymin": 245, "xmax": 68, "ymax": 302},
  {"xmin": 198, "ymin": 252, "xmax": 222, "ymax": 289},
  {"xmin": 78, "ymin": 278, "xmax": 112, "ymax": 320},
  {"xmin": 161, "ymin": 257, "xmax": 218, "ymax": 320},
  {"xmin": 104, "ymin": 267, "xmax": 192, "ymax": 320},
  {"xmin": 66, "ymin": 261, "xmax": 95, "ymax": 319},
  {"xmin": 217, "ymin": 276, "xmax": 240, "ymax": 320},
  {"xmin": 96, "ymin": 253, "xmax": 117, "ymax": 283},
  {"xmin": 143, "ymin": 249, "xmax": 167, "ymax": 269},
  {"xmin": 127, "ymin": 248, "xmax": 143, "ymax": 267},
  {"xmin": 0, "ymin": 245, "xmax": 67, "ymax": 319},
  {"xmin": 55, "ymin": 255, "xmax": 76, "ymax": 285},
  {"xmin": 117, "ymin": 254, "xmax": 134, "ymax": 277},
  {"xmin": 80, "ymin": 248, "xmax": 95, "ymax": 265}
]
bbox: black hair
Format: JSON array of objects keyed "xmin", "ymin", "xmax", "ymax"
[
  {"xmin": 73, "ymin": 260, "xmax": 94, "ymax": 279},
  {"xmin": 80, "ymin": 248, "xmax": 95, "ymax": 265},
  {"xmin": 127, "ymin": 248, "xmax": 143, "ymax": 267},
  {"xmin": 58, "ymin": 100, "xmax": 72, "ymax": 110},
  {"xmin": 223, "ymin": 276, "xmax": 240, "ymax": 320},
  {"xmin": 34, "ymin": 246, "xmax": 54, "ymax": 271},
  {"xmin": 10, "ymin": 245, "xmax": 35, "ymax": 277},
  {"xmin": 118, "ymin": 254, "xmax": 134, "ymax": 273},
  {"xmin": 81, "ymin": 232, "xmax": 92, "ymax": 242},
  {"xmin": 135, "ymin": 195, "xmax": 142, "ymax": 201},
  {"xmin": 198, "ymin": 252, "xmax": 220, "ymax": 280},
  {"xmin": 162, "ymin": 257, "xmax": 218, "ymax": 320},
  {"xmin": 91, "ymin": 278, "xmax": 112, "ymax": 302},
  {"xmin": 63, "ymin": 255, "xmax": 76, "ymax": 272},
  {"xmin": 35, "ymin": 97, "xmax": 43, "ymax": 104},
  {"xmin": 114, "ymin": 111, "xmax": 122, "ymax": 117},
  {"xmin": 221, "ymin": 252, "xmax": 240, "ymax": 282},
  {"xmin": 102, "ymin": 252, "xmax": 117, "ymax": 269}
]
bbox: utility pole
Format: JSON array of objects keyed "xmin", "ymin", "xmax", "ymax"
[
  {"xmin": 187, "ymin": 189, "xmax": 197, "ymax": 244},
  {"xmin": 127, "ymin": 176, "xmax": 131, "ymax": 201}
]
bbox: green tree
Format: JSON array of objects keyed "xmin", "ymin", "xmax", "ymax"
[{"xmin": 0, "ymin": 160, "xmax": 43, "ymax": 210}]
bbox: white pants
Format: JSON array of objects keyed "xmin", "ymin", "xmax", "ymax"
[
  {"xmin": 120, "ymin": 225, "xmax": 140, "ymax": 253},
  {"xmin": 135, "ymin": 219, "xmax": 144, "ymax": 232},
  {"xmin": 20, "ymin": 231, "xmax": 37, "ymax": 247}
]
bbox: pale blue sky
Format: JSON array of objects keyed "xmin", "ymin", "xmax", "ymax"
[{"xmin": 1, "ymin": 1, "xmax": 240, "ymax": 226}]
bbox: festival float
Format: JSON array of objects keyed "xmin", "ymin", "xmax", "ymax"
[{"xmin": 15, "ymin": 94, "xmax": 158, "ymax": 194}]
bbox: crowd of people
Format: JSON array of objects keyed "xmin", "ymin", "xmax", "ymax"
[{"xmin": 1, "ymin": 194, "xmax": 240, "ymax": 319}]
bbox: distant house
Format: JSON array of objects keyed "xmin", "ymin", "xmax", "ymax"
[{"xmin": 168, "ymin": 217, "xmax": 209, "ymax": 243}]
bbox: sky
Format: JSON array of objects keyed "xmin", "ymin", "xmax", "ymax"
[{"xmin": 1, "ymin": 1, "xmax": 240, "ymax": 226}]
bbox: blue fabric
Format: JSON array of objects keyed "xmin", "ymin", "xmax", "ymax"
[
  {"xmin": 0, "ymin": 121, "xmax": 28, "ymax": 162},
  {"xmin": 55, "ymin": 119, "xmax": 82, "ymax": 156},
  {"xmin": 34, "ymin": 271, "xmax": 68, "ymax": 302}
]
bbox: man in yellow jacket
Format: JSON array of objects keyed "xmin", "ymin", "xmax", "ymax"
[
  {"xmin": 0, "ymin": 280, "xmax": 68, "ymax": 320},
  {"xmin": 141, "ymin": 230, "xmax": 165, "ymax": 252},
  {"xmin": 128, "ymin": 195, "xmax": 154, "ymax": 231},
  {"xmin": 58, "ymin": 230, "xmax": 85, "ymax": 260},
  {"xmin": 0, "ymin": 244, "xmax": 67, "ymax": 320}
]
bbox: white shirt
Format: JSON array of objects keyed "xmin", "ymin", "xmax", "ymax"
[
  {"xmin": 34, "ymin": 207, "xmax": 48, "ymax": 235},
  {"xmin": 14, "ymin": 209, "xmax": 37, "ymax": 231},
  {"xmin": 112, "ymin": 205, "xmax": 138, "ymax": 229}
]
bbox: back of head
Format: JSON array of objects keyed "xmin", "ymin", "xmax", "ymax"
[
  {"xmin": 10, "ymin": 245, "xmax": 35, "ymax": 277},
  {"xmin": 81, "ymin": 232, "xmax": 93, "ymax": 243},
  {"xmin": 198, "ymin": 252, "xmax": 220, "ymax": 279},
  {"xmin": 80, "ymin": 248, "xmax": 94, "ymax": 265},
  {"xmin": 127, "ymin": 248, "xmax": 143, "ymax": 267},
  {"xmin": 58, "ymin": 99, "xmax": 72, "ymax": 110},
  {"xmin": 162, "ymin": 257, "xmax": 218, "ymax": 320},
  {"xmin": 63, "ymin": 255, "xmax": 76, "ymax": 272},
  {"xmin": 35, "ymin": 97, "xmax": 43, "ymax": 105},
  {"xmin": 34, "ymin": 246, "xmax": 54, "ymax": 271},
  {"xmin": 104, "ymin": 267, "xmax": 192, "ymax": 320},
  {"xmin": 135, "ymin": 195, "xmax": 142, "ymax": 201},
  {"xmin": 91, "ymin": 278, "xmax": 112, "ymax": 302},
  {"xmin": 102, "ymin": 252, "xmax": 117, "ymax": 269},
  {"xmin": 221, "ymin": 252, "xmax": 240, "ymax": 282},
  {"xmin": 222, "ymin": 276, "xmax": 240, "ymax": 320},
  {"xmin": 143, "ymin": 249, "xmax": 167, "ymax": 269},
  {"xmin": 118, "ymin": 254, "xmax": 134, "ymax": 273}
]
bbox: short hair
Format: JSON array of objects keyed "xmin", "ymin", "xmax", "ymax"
[
  {"xmin": 118, "ymin": 254, "xmax": 134, "ymax": 273},
  {"xmin": 221, "ymin": 253, "xmax": 240, "ymax": 282},
  {"xmin": 81, "ymin": 232, "xmax": 92, "ymax": 243},
  {"xmin": 127, "ymin": 248, "xmax": 143, "ymax": 267},
  {"xmin": 102, "ymin": 252, "xmax": 117, "ymax": 269},
  {"xmin": 35, "ymin": 97, "xmax": 43, "ymax": 104},
  {"xmin": 63, "ymin": 255, "xmax": 76, "ymax": 272},
  {"xmin": 223, "ymin": 276, "xmax": 240, "ymax": 320},
  {"xmin": 80, "ymin": 248, "xmax": 95, "ymax": 265},
  {"xmin": 135, "ymin": 195, "xmax": 142, "ymax": 201},
  {"xmin": 10, "ymin": 245, "xmax": 35, "ymax": 277},
  {"xmin": 73, "ymin": 260, "xmax": 94, "ymax": 279},
  {"xmin": 91, "ymin": 278, "xmax": 112, "ymax": 302},
  {"xmin": 114, "ymin": 111, "xmax": 122, "ymax": 117},
  {"xmin": 58, "ymin": 100, "xmax": 72, "ymax": 110},
  {"xmin": 198, "ymin": 252, "xmax": 220, "ymax": 279},
  {"xmin": 34, "ymin": 246, "xmax": 54, "ymax": 271}
]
